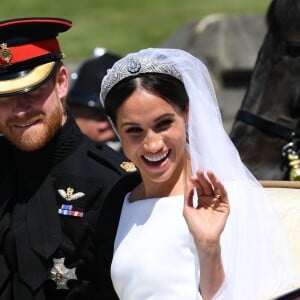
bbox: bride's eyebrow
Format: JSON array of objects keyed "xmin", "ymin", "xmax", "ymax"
[{"xmin": 154, "ymin": 113, "xmax": 175, "ymax": 122}]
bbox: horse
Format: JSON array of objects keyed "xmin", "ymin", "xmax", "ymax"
[{"xmin": 229, "ymin": 0, "xmax": 300, "ymax": 180}]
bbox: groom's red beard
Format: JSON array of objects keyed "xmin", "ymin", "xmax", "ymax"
[{"xmin": 1, "ymin": 98, "xmax": 65, "ymax": 152}]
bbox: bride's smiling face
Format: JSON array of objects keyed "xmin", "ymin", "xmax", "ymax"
[{"xmin": 116, "ymin": 88, "xmax": 188, "ymax": 184}]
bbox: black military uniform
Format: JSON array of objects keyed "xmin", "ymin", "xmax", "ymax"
[{"xmin": 0, "ymin": 17, "xmax": 130, "ymax": 300}]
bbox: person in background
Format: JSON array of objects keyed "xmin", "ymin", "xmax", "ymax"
[
  {"xmin": 0, "ymin": 17, "xmax": 129, "ymax": 300},
  {"xmin": 95, "ymin": 48, "xmax": 299, "ymax": 299},
  {"xmin": 67, "ymin": 48, "xmax": 122, "ymax": 152}
]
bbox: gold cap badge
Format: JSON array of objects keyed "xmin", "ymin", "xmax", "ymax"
[{"xmin": 0, "ymin": 43, "xmax": 12, "ymax": 63}]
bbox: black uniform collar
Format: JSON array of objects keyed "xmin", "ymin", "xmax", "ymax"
[{"xmin": 13, "ymin": 111, "xmax": 83, "ymax": 176}]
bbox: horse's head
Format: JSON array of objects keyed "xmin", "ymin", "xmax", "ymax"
[{"xmin": 230, "ymin": 0, "xmax": 300, "ymax": 180}]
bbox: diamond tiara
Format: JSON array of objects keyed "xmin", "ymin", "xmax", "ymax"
[{"xmin": 100, "ymin": 56, "xmax": 182, "ymax": 102}]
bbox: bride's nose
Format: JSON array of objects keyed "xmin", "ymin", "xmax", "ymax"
[{"xmin": 143, "ymin": 131, "xmax": 164, "ymax": 153}]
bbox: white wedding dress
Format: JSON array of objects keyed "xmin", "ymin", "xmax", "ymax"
[{"xmin": 111, "ymin": 194, "xmax": 203, "ymax": 300}]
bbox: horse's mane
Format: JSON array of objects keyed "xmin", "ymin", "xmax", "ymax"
[{"xmin": 267, "ymin": 0, "xmax": 300, "ymax": 31}]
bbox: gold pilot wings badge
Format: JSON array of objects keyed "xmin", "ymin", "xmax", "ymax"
[{"xmin": 58, "ymin": 187, "xmax": 85, "ymax": 201}]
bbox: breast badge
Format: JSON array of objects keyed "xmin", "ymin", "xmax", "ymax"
[
  {"xmin": 49, "ymin": 257, "xmax": 77, "ymax": 289},
  {"xmin": 58, "ymin": 187, "xmax": 85, "ymax": 201}
]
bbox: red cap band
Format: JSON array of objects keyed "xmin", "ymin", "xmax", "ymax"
[{"xmin": 0, "ymin": 38, "xmax": 61, "ymax": 65}]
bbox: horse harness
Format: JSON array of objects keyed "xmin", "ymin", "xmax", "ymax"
[{"xmin": 236, "ymin": 109, "xmax": 300, "ymax": 180}]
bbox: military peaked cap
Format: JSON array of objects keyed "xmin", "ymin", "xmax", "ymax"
[{"xmin": 0, "ymin": 17, "xmax": 72, "ymax": 97}]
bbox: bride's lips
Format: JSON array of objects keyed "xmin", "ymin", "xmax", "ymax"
[{"xmin": 142, "ymin": 150, "xmax": 170, "ymax": 165}]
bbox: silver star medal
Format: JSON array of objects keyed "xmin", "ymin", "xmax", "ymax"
[{"xmin": 49, "ymin": 257, "xmax": 77, "ymax": 289}]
